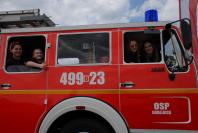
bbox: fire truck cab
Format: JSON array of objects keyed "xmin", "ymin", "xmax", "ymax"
[{"xmin": 0, "ymin": 3, "xmax": 198, "ymax": 133}]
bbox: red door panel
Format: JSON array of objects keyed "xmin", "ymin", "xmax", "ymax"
[
  {"xmin": 0, "ymin": 34, "xmax": 47, "ymax": 133},
  {"xmin": 119, "ymin": 29, "xmax": 197, "ymax": 130}
]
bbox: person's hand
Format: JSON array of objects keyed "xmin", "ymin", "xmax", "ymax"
[{"xmin": 40, "ymin": 63, "xmax": 47, "ymax": 70}]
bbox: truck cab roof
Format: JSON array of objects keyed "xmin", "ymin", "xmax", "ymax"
[{"xmin": 1, "ymin": 21, "xmax": 170, "ymax": 33}]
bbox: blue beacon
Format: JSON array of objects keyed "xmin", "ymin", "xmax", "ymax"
[{"xmin": 145, "ymin": 9, "xmax": 158, "ymax": 22}]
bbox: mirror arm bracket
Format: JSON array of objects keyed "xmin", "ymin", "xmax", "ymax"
[
  {"xmin": 169, "ymin": 72, "xmax": 176, "ymax": 81},
  {"xmin": 165, "ymin": 18, "xmax": 191, "ymax": 30}
]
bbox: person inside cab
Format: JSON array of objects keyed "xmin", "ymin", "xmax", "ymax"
[
  {"xmin": 25, "ymin": 48, "xmax": 46, "ymax": 69},
  {"xmin": 142, "ymin": 40, "xmax": 161, "ymax": 62},
  {"xmin": 125, "ymin": 40, "xmax": 141, "ymax": 63},
  {"xmin": 99, "ymin": 56, "xmax": 109, "ymax": 63},
  {"xmin": 6, "ymin": 41, "xmax": 24, "ymax": 68}
]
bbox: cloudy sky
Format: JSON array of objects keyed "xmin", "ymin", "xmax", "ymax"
[{"xmin": 0, "ymin": 0, "xmax": 179, "ymax": 26}]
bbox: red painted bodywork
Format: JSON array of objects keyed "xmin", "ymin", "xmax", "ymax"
[{"xmin": 0, "ymin": 2, "xmax": 198, "ymax": 132}]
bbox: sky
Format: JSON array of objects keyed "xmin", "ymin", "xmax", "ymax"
[{"xmin": 0, "ymin": 0, "xmax": 180, "ymax": 26}]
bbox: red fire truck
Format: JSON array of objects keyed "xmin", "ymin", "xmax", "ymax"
[{"xmin": 0, "ymin": 1, "xmax": 197, "ymax": 133}]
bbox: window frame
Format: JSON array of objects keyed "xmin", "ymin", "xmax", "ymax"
[
  {"xmin": 162, "ymin": 28, "xmax": 190, "ymax": 74},
  {"xmin": 122, "ymin": 30, "xmax": 163, "ymax": 65},
  {"xmin": 4, "ymin": 34, "xmax": 48, "ymax": 74},
  {"xmin": 56, "ymin": 31, "xmax": 112, "ymax": 66}
]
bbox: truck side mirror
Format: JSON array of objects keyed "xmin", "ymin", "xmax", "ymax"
[
  {"xmin": 165, "ymin": 18, "xmax": 192, "ymax": 50},
  {"xmin": 181, "ymin": 19, "xmax": 192, "ymax": 50}
]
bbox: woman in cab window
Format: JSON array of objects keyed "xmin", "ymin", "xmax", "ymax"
[
  {"xmin": 125, "ymin": 40, "xmax": 141, "ymax": 63},
  {"xmin": 142, "ymin": 40, "xmax": 161, "ymax": 63},
  {"xmin": 6, "ymin": 41, "xmax": 24, "ymax": 68},
  {"xmin": 25, "ymin": 48, "xmax": 46, "ymax": 69}
]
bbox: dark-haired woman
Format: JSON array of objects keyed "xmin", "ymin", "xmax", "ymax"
[
  {"xmin": 6, "ymin": 41, "xmax": 24, "ymax": 68},
  {"xmin": 125, "ymin": 40, "xmax": 141, "ymax": 63},
  {"xmin": 142, "ymin": 41, "xmax": 161, "ymax": 63},
  {"xmin": 26, "ymin": 48, "xmax": 46, "ymax": 69}
]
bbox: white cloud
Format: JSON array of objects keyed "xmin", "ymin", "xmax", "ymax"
[
  {"xmin": 46, "ymin": 0, "xmax": 130, "ymax": 25},
  {"xmin": 159, "ymin": 0, "xmax": 179, "ymax": 21},
  {"xmin": 129, "ymin": 0, "xmax": 179, "ymax": 21},
  {"xmin": 0, "ymin": 0, "xmax": 130, "ymax": 26},
  {"xmin": 0, "ymin": 0, "xmax": 181, "ymax": 26}
]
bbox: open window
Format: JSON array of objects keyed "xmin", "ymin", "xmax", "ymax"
[
  {"xmin": 124, "ymin": 31, "xmax": 161, "ymax": 63},
  {"xmin": 5, "ymin": 35, "xmax": 46, "ymax": 72},
  {"xmin": 162, "ymin": 29, "xmax": 188, "ymax": 72},
  {"xmin": 57, "ymin": 32, "xmax": 110, "ymax": 65}
]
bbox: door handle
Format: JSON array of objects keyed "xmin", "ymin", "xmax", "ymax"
[
  {"xmin": 0, "ymin": 84, "xmax": 11, "ymax": 89},
  {"xmin": 120, "ymin": 81, "xmax": 135, "ymax": 88}
]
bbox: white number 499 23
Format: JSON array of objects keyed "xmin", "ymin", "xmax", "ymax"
[{"xmin": 60, "ymin": 71, "xmax": 105, "ymax": 86}]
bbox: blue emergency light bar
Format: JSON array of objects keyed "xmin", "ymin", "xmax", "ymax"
[{"xmin": 145, "ymin": 9, "xmax": 158, "ymax": 22}]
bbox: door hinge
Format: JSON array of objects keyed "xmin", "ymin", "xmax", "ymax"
[{"xmin": 47, "ymin": 43, "xmax": 51, "ymax": 48}]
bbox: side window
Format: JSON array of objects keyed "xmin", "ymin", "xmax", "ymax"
[
  {"xmin": 163, "ymin": 29, "xmax": 188, "ymax": 72},
  {"xmin": 57, "ymin": 33, "xmax": 110, "ymax": 65},
  {"xmin": 5, "ymin": 36, "xmax": 46, "ymax": 72},
  {"xmin": 124, "ymin": 31, "xmax": 161, "ymax": 63}
]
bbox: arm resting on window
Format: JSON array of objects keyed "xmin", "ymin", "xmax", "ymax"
[{"xmin": 25, "ymin": 61, "xmax": 46, "ymax": 69}]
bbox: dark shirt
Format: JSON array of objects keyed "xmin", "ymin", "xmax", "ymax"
[
  {"xmin": 6, "ymin": 56, "xmax": 24, "ymax": 68},
  {"xmin": 141, "ymin": 53, "xmax": 161, "ymax": 63},
  {"xmin": 125, "ymin": 52, "xmax": 140, "ymax": 63},
  {"xmin": 141, "ymin": 55, "xmax": 155, "ymax": 62}
]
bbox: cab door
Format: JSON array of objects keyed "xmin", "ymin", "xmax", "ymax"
[
  {"xmin": 0, "ymin": 34, "xmax": 47, "ymax": 133},
  {"xmin": 47, "ymin": 31, "xmax": 120, "ymax": 111},
  {"xmin": 119, "ymin": 28, "xmax": 197, "ymax": 129}
]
